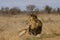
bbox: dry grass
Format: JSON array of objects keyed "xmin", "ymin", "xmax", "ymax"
[{"xmin": 0, "ymin": 14, "xmax": 60, "ymax": 40}]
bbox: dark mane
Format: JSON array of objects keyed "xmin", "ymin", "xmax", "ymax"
[{"xmin": 29, "ymin": 14, "xmax": 37, "ymax": 19}]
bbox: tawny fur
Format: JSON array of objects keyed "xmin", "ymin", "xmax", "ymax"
[
  {"xmin": 18, "ymin": 14, "xmax": 42, "ymax": 36},
  {"xmin": 27, "ymin": 14, "xmax": 42, "ymax": 35}
]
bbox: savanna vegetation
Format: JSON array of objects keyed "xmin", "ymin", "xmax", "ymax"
[
  {"xmin": 0, "ymin": 5, "xmax": 60, "ymax": 16},
  {"xmin": 0, "ymin": 5, "xmax": 60, "ymax": 40}
]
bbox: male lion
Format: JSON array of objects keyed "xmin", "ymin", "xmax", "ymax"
[
  {"xmin": 18, "ymin": 14, "xmax": 42, "ymax": 37},
  {"xmin": 27, "ymin": 14, "xmax": 42, "ymax": 36}
]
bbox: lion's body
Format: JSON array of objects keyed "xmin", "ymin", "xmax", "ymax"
[
  {"xmin": 27, "ymin": 14, "xmax": 42, "ymax": 36},
  {"xmin": 18, "ymin": 14, "xmax": 42, "ymax": 37}
]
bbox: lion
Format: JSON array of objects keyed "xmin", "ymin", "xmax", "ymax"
[
  {"xmin": 27, "ymin": 14, "xmax": 42, "ymax": 36},
  {"xmin": 18, "ymin": 14, "xmax": 42, "ymax": 37}
]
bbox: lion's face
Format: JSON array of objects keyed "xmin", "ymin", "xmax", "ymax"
[{"xmin": 29, "ymin": 15, "xmax": 37, "ymax": 21}]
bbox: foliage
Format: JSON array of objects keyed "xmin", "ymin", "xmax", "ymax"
[
  {"xmin": 57, "ymin": 8, "xmax": 60, "ymax": 14},
  {"xmin": 26, "ymin": 5, "xmax": 36, "ymax": 14},
  {"xmin": 45, "ymin": 5, "xmax": 52, "ymax": 13},
  {"xmin": 9, "ymin": 7, "xmax": 21, "ymax": 15}
]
